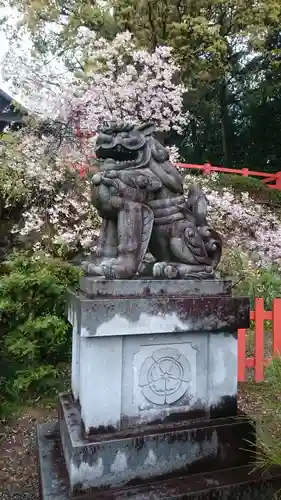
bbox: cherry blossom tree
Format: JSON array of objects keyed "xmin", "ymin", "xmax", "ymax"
[
  {"xmin": 3, "ymin": 30, "xmax": 186, "ymax": 127},
  {"xmin": 0, "ymin": 30, "xmax": 186, "ymax": 254},
  {"xmin": 3, "ymin": 26, "xmax": 281, "ymax": 271},
  {"xmin": 67, "ymin": 32, "xmax": 186, "ymax": 130},
  {"xmin": 183, "ymin": 173, "xmax": 281, "ymax": 271}
]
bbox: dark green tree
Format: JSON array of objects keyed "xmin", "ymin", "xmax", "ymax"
[{"xmin": 2, "ymin": 0, "xmax": 281, "ymax": 169}]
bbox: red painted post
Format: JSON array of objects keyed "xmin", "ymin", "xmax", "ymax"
[
  {"xmin": 254, "ymin": 298, "xmax": 265, "ymax": 382},
  {"xmin": 203, "ymin": 162, "xmax": 212, "ymax": 175},
  {"xmin": 272, "ymin": 298, "xmax": 281, "ymax": 356},
  {"xmin": 241, "ymin": 168, "xmax": 249, "ymax": 176},
  {"xmin": 275, "ymin": 172, "xmax": 281, "ymax": 190},
  {"xmin": 238, "ymin": 329, "xmax": 246, "ymax": 382}
]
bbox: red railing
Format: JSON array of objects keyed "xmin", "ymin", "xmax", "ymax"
[
  {"xmin": 72, "ymin": 157, "xmax": 281, "ymax": 190},
  {"xmin": 176, "ymin": 162, "xmax": 281, "ymax": 190},
  {"xmin": 238, "ymin": 298, "xmax": 281, "ymax": 382},
  {"xmin": 72, "ymin": 123, "xmax": 281, "ymax": 187}
]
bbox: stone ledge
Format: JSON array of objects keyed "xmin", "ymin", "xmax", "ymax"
[
  {"xmin": 67, "ymin": 292, "xmax": 250, "ymax": 336},
  {"xmin": 58, "ymin": 393, "xmax": 255, "ymax": 491},
  {"xmin": 59, "ymin": 393, "xmax": 244, "ymax": 441},
  {"xmin": 37, "ymin": 422, "xmax": 281, "ymax": 500},
  {"xmin": 79, "ymin": 277, "xmax": 232, "ymax": 298}
]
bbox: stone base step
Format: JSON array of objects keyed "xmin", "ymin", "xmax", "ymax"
[
  {"xmin": 37, "ymin": 422, "xmax": 281, "ymax": 500},
  {"xmin": 58, "ymin": 393, "xmax": 255, "ymax": 491}
]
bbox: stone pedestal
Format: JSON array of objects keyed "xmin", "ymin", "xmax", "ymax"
[
  {"xmin": 67, "ymin": 278, "xmax": 246, "ymax": 435},
  {"xmin": 37, "ymin": 278, "xmax": 281, "ymax": 499}
]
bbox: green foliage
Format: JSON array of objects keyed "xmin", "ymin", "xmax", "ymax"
[
  {"xmin": 110, "ymin": 0, "xmax": 281, "ymax": 168},
  {"xmin": 212, "ymin": 174, "xmax": 270, "ymax": 193},
  {"xmin": 0, "ymin": 252, "xmax": 81, "ymax": 411},
  {"xmin": 0, "ymin": 135, "xmax": 35, "ymax": 261},
  {"xmin": 219, "ymin": 247, "xmax": 281, "ymax": 309},
  {"xmin": 185, "ymin": 170, "xmax": 281, "ymax": 206},
  {"xmin": 0, "ymin": 135, "xmax": 32, "ymax": 223},
  {"xmin": 0, "ymin": 162, "xmax": 29, "ymax": 206},
  {"xmin": 3, "ymin": 0, "xmax": 281, "ymax": 170},
  {"xmin": 210, "ymin": 174, "xmax": 281, "ymax": 206},
  {"xmin": 241, "ymin": 266, "xmax": 281, "ymax": 310},
  {"xmin": 250, "ymin": 357, "xmax": 281, "ymax": 472},
  {"xmin": 265, "ymin": 356, "xmax": 281, "ymax": 390}
]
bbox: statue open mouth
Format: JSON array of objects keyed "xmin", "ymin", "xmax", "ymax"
[
  {"xmin": 96, "ymin": 144, "xmax": 140, "ymax": 165},
  {"xmin": 94, "ymin": 122, "xmax": 154, "ymax": 170},
  {"xmin": 95, "ymin": 143, "xmax": 150, "ymax": 170}
]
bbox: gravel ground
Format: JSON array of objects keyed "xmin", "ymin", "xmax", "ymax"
[
  {"xmin": 0, "ymin": 406, "xmax": 57, "ymax": 500},
  {"xmin": 0, "ymin": 386, "xmax": 280, "ymax": 500}
]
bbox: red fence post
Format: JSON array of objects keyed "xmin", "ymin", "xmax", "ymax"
[
  {"xmin": 203, "ymin": 162, "xmax": 212, "ymax": 175},
  {"xmin": 238, "ymin": 328, "xmax": 246, "ymax": 382},
  {"xmin": 272, "ymin": 298, "xmax": 281, "ymax": 356},
  {"xmin": 275, "ymin": 172, "xmax": 281, "ymax": 189},
  {"xmin": 254, "ymin": 298, "xmax": 265, "ymax": 382}
]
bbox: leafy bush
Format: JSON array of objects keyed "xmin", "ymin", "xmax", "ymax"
[
  {"xmin": 0, "ymin": 130, "xmax": 100, "ymax": 260},
  {"xmin": 0, "ymin": 252, "xmax": 81, "ymax": 412},
  {"xmin": 208, "ymin": 173, "xmax": 281, "ymax": 206},
  {"xmin": 214, "ymin": 173, "xmax": 271, "ymax": 193},
  {"xmin": 183, "ymin": 170, "xmax": 281, "ymax": 206},
  {"xmin": 218, "ymin": 247, "xmax": 281, "ymax": 309},
  {"xmin": 250, "ymin": 357, "xmax": 281, "ymax": 471}
]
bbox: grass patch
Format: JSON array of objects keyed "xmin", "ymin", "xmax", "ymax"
[
  {"xmin": 244, "ymin": 321, "xmax": 273, "ymax": 358},
  {"xmin": 214, "ymin": 174, "xmax": 281, "ymax": 207},
  {"xmin": 0, "ymin": 362, "xmax": 70, "ymax": 421},
  {"xmin": 183, "ymin": 169, "xmax": 281, "ymax": 207},
  {"xmin": 239, "ymin": 358, "xmax": 281, "ymax": 473}
]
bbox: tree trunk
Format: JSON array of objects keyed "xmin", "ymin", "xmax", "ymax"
[{"xmin": 220, "ymin": 78, "xmax": 229, "ymax": 167}]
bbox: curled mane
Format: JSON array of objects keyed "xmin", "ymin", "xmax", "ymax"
[{"xmin": 147, "ymin": 136, "xmax": 184, "ymax": 194}]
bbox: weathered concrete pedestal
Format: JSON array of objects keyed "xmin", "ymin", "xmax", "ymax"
[{"xmin": 37, "ymin": 278, "xmax": 281, "ymax": 499}]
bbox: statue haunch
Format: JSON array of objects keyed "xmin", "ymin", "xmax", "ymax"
[{"xmin": 82, "ymin": 121, "xmax": 222, "ymax": 280}]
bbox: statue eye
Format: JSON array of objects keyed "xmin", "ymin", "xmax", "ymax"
[
  {"xmin": 98, "ymin": 133, "xmax": 112, "ymax": 143},
  {"xmin": 125, "ymin": 137, "xmax": 141, "ymax": 146},
  {"xmin": 102, "ymin": 128, "xmax": 113, "ymax": 136}
]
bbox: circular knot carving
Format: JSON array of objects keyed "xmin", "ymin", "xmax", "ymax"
[{"xmin": 139, "ymin": 347, "xmax": 191, "ymax": 405}]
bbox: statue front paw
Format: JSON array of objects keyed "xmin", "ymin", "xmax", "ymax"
[
  {"xmin": 81, "ymin": 259, "xmax": 117, "ymax": 278},
  {"xmin": 153, "ymin": 262, "xmax": 178, "ymax": 279},
  {"xmin": 81, "ymin": 256, "xmax": 138, "ymax": 279},
  {"xmin": 153, "ymin": 262, "xmax": 215, "ymax": 279}
]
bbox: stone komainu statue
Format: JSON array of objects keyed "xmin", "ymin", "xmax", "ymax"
[{"xmin": 82, "ymin": 122, "xmax": 222, "ymax": 279}]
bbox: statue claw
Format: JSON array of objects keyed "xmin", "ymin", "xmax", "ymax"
[
  {"xmin": 81, "ymin": 257, "xmax": 138, "ymax": 279},
  {"xmin": 153, "ymin": 262, "xmax": 215, "ymax": 279},
  {"xmin": 153, "ymin": 262, "xmax": 179, "ymax": 279},
  {"xmin": 153, "ymin": 262, "xmax": 165, "ymax": 278},
  {"xmin": 164, "ymin": 265, "xmax": 178, "ymax": 279}
]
